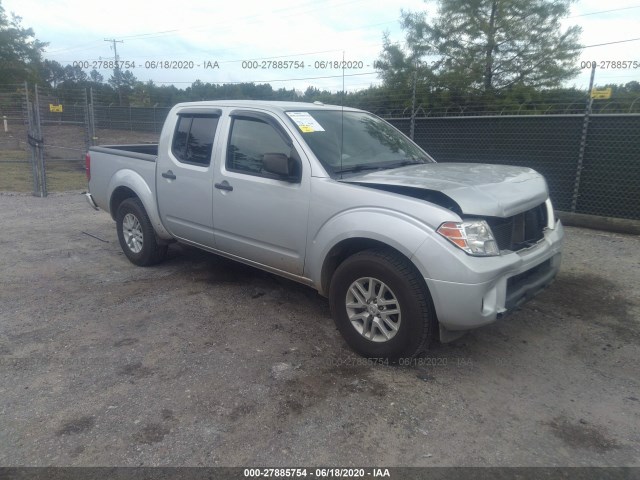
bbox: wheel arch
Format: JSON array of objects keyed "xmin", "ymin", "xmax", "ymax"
[
  {"xmin": 319, "ymin": 237, "xmax": 429, "ymax": 299},
  {"xmin": 308, "ymin": 208, "xmax": 437, "ymax": 297},
  {"xmin": 109, "ymin": 186, "xmax": 137, "ymax": 221},
  {"xmin": 107, "ymin": 169, "xmax": 172, "ymax": 240}
]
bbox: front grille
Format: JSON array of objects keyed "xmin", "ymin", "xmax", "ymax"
[{"xmin": 485, "ymin": 203, "xmax": 548, "ymax": 252}]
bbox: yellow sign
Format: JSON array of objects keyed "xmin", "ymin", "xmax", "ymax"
[
  {"xmin": 591, "ymin": 88, "xmax": 612, "ymax": 100},
  {"xmin": 49, "ymin": 104, "xmax": 63, "ymax": 112}
]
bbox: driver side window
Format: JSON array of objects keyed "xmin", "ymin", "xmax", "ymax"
[{"xmin": 227, "ymin": 117, "xmax": 292, "ymax": 176}]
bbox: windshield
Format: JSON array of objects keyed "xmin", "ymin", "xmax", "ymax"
[{"xmin": 285, "ymin": 110, "xmax": 435, "ymax": 177}]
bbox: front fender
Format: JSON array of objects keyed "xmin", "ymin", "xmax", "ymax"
[
  {"xmin": 107, "ymin": 169, "xmax": 172, "ymax": 240},
  {"xmin": 305, "ymin": 207, "xmax": 437, "ymax": 293}
]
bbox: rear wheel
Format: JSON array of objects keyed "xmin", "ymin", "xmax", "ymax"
[
  {"xmin": 116, "ymin": 198, "xmax": 167, "ymax": 266},
  {"xmin": 329, "ymin": 248, "xmax": 436, "ymax": 360}
]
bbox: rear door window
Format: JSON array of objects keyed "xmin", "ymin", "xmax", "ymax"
[{"xmin": 171, "ymin": 114, "xmax": 219, "ymax": 166}]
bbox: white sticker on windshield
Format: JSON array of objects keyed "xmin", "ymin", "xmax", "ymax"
[{"xmin": 286, "ymin": 111, "xmax": 325, "ymax": 133}]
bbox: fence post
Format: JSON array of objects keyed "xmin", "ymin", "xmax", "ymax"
[
  {"xmin": 34, "ymin": 85, "xmax": 47, "ymax": 197},
  {"xmin": 89, "ymin": 87, "xmax": 97, "ymax": 146},
  {"xmin": 25, "ymin": 82, "xmax": 40, "ymax": 196},
  {"xmin": 571, "ymin": 64, "xmax": 596, "ymax": 213},
  {"xmin": 410, "ymin": 69, "xmax": 417, "ymax": 141},
  {"xmin": 81, "ymin": 88, "xmax": 90, "ymax": 153}
]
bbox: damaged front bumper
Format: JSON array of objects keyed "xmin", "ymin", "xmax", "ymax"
[{"xmin": 420, "ymin": 220, "xmax": 564, "ymax": 341}]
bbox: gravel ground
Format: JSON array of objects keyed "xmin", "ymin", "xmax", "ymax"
[{"xmin": 0, "ymin": 192, "xmax": 638, "ymax": 467}]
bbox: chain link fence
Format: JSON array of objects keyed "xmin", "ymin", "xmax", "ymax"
[
  {"xmin": 33, "ymin": 85, "xmax": 91, "ymax": 193},
  {"xmin": 0, "ymin": 85, "xmax": 165, "ymax": 195},
  {"xmin": 0, "ymin": 84, "xmax": 31, "ymax": 192},
  {"xmin": 0, "ymin": 83, "xmax": 638, "ymax": 221},
  {"xmin": 577, "ymin": 115, "xmax": 640, "ymax": 220},
  {"xmin": 89, "ymin": 89, "xmax": 168, "ymax": 145}
]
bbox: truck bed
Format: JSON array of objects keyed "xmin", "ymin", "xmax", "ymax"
[
  {"xmin": 87, "ymin": 144, "xmax": 159, "ymax": 217},
  {"xmin": 90, "ymin": 144, "xmax": 158, "ymax": 161}
]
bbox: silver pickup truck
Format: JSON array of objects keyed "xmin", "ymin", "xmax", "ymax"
[{"xmin": 85, "ymin": 100, "xmax": 563, "ymax": 359}]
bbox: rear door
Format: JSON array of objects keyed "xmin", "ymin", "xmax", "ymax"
[
  {"xmin": 157, "ymin": 109, "xmax": 221, "ymax": 247},
  {"xmin": 212, "ymin": 110, "xmax": 311, "ymax": 275}
]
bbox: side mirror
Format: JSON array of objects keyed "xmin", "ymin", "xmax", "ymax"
[{"xmin": 263, "ymin": 153, "xmax": 300, "ymax": 182}]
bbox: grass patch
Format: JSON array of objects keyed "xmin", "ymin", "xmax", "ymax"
[
  {"xmin": 0, "ymin": 162, "xmax": 32, "ymax": 192},
  {"xmin": 45, "ymin": 161, "xmax": 87, "ymax": 191},
  {"xmin": 0, "ymin": 158, "xmax": 87, "ymax": 192},
  {"xmin": 0, "ymin": 149, "xmax": 28, "ymax": 161}
]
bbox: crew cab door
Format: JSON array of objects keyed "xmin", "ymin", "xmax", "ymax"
[
  {"xmin": 157, "ymin": 109, "xmax": 221, "ymax": 247},
  {"xmin": 212, "ymin": 110, "xmax": 310, "ymax": 276}
]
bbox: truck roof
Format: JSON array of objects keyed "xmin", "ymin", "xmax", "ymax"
[{"xmin": 172, "ymin": 100, "xmax": 364, "ymax": 114}]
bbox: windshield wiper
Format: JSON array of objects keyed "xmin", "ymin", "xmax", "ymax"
[
  {"xmin": 387, "ymin": 159, "xmax": 428, "ymax": 167},
  {"xmin": 333, "ymin": 164, "xmax": 388, "ymax": 174},
  {"xmin": 334, "ymin": 159, "xmax": 429, "ymax": 175},
  {"xmin": 336, "ymin": 160, "xmax": 426, "ymax": 174}
]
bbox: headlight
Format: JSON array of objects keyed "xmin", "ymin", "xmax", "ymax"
[{"xmin": 437, "ymin": 220, "xmax": 500, "ymax": 256}]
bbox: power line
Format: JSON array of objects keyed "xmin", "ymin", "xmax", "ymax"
[
  {"xmin": 46, "ymin": 41, "xmax": 105, "ymax": 54},
  {"xmin": 583, "ymin": 37, "xmax": 640, "ymax": 48},
  {"xmin": 568, "ymin": 5, "xmax": 640, "ymax": 18},
  {"xmin": 118, "ymin": 29, "xmax": 180, "ymax": 40}
]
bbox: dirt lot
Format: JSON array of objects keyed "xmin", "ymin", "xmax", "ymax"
[{"xmin": 0, "ymin": 193, "xmax": 638, "ymax": 467}]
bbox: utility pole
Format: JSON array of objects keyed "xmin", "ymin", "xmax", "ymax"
[{"xmin": 104, "ymin": 38, "xmax": 124, "ymax": 106}]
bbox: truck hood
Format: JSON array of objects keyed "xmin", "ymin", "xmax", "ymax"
[{"xmin": 340, "ymin": 163, "xmax": 548, "ymax": 217}]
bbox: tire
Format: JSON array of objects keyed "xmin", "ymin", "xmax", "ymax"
[
  {"xmin": 116, "ymin": 198, "xmax": 168, "ymax": 266},
  {"xmin": 329, "ymin": 248, "xmax": 436, "ymax": 361}
]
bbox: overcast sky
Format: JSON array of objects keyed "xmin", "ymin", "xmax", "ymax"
[{"xmin": 4, "ymin": 0, "xmax": 640, "ymax": 93}]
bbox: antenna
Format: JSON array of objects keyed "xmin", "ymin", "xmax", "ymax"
[{"xmin": 340, "ymin": 50, "xmax": 345, "ymax": 179}]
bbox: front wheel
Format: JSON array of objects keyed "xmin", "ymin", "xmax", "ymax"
[
  {"xmin": 329, "ymin": 248, "xmax": 437, "ymax": 360},
  {"xmin": 116, "ymin": 198, "xmax": 167, "ymax": 266}
]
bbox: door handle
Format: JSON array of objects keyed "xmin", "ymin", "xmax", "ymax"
[
  {"xmin": 162, "ymin": 170, "xmax": 176, "ymax": 180},
  {"xmin": 215, "ymin": 181, "xmax": 233, "ymax": 192}
]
